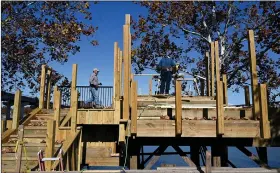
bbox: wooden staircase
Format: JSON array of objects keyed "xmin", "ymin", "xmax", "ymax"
[{"xmin": 1, "ymin": 108, "xmax": 69, "ymax": 172}]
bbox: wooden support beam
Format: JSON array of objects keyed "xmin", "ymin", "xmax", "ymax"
[
  {"xmin": 131, "ymin": 81, "xmax": 138, "ymax": 135},
  {"xmin": 172, "ymin": 145, "xmax": 196, "ymax": 167},
  {"xmin": 190, "ymin": 145, "xmax": 200, "ymax": 166},
  {"xmin": 215, "ymin": 41, "xmax": 224, "ymax": 135},
  {"xmin": 15, "ymin": 125, "xmax": 24, "ymax": 172},
  {"xmin": 248, "ymin": 30, "xmax": 260, "ymax": 120},
  {"xmin": 144, "ymin": 145, "xmax": 167, "ymax": 170},
  {"xmin": 206, "ymin": 151, "xmax": 212, "ymax": 173},
  {"xmin": 259, "ymin": 84, "xmax": 271, "ymax": 139},
  {"xmin": 71, "ymin": 64, "xmax": 78, "ymax": 107},
  {"xmin": 237, "ymin": 146, "xmax": 269, "ymax": 168},
  {"xmin": 222, "ymin": 74, "xmax": 228, "ymax": 105},
  {"xmin": 210, "ymin": 42, "xmax": 215, "ymax": 97},
  {"xmin": 200, "ymin": 79, "xmax": 205, "ymax": 96},
  {"xmin": 206, "ymin": 52, "xmax": 210, "ymax": 96},
  {"xmin": 149, "ymin": 79, "xmax": 153, "ymax": 95},
  {"xmin": 123, "ymin": 25, "xmax": 130, "ymax": 120},
  {"xmin": 54, "ymin": 86, "xmax": 61, "ymax": 140},
  {"xmin": 119, "ymin": 49, "xmax": 123, "ymax": 96},
  {"xmin": 39, "ymin": 65, "xmax": 46, "ymax": 108},
  {"xmin": 77, "ymin": 129, "xmax": 82, "ymax": 171},
  {"xmin": 46, "ymin": 69, "xmax": 52, "ymax": 109},
  {"xmin": 12, "ymin": 90, "xmax": 22, "ymax": 129},
  {"xmin": 244, "ymin": 86, "xmax": 250, "ymax": 106},
  {"xmin": 175, "ymin": 80, "xmax": 182, "ymax": 136},
  {"xmin": 71, "ymin": 89, "xmax": 78, "ymax": 133},
  {"xmin": 45, "ymin": 120, "xmax": 56, "ymax": 171}
]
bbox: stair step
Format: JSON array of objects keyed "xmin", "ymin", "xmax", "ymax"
[
  {"xmin": 36, "ymin": 113, "xmax": 54, "ymax": 116},
  {"xmin": 2, "ymin": 156, "xmax": 38, "ymax": 161},
  {"xmin": 10, "ymin": 134, "xmax": 46, "ymax": 138},
  {"xmin": 24, "ymin": 126, "xmax": 47, "ymax": 130},
  {"xmin": 30, "ymin": 120, "xmax": 47, "ymax": 123},
  {"xmin": 2, "ymin": 143, "xmax": 61, "ymax": 147}
]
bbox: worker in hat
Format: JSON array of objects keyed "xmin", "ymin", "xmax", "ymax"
[
  {"xmin": 157, "ymin": 55, "xmax": 176, "ymax": 94},
  {"xmin": 85, "ymin": 68, "xmax": 103, "ymax": 108}
]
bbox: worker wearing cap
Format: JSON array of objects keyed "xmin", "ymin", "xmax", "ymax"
[
  {"xmin": 157, "ymin": 55, "xmax": 176, "ymax": 94},
  {"xmin": 85, "ymin": 68, "xmax": 103, "ymax": 108}
]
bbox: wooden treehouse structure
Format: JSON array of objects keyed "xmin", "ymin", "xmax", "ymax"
[{"xmin": 1, "ymin": 14, "xmax": 280, "ymax": 173}]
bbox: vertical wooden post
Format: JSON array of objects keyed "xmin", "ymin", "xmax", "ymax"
[
  {"xmin": 175, "ymin": 80, "xmax": 182, "ymax": 136},
  {"xmin": 119, "ymin": 124, "xmax": 125, "ymax": 143},
  {"xmin": 248, "ymin": 30, "xmax": 260, "ymax": 120},
  {"xmin": 77, "ymin": 129, "xmax": 83, "ymax": 171},
  {"xmin": 206, "ymin": 52, "xmax": 210, "ymax": 96},
  {"xmin": 54, "ymin": 86, "xmax": 61, "ymax": 140},
  {"xmin": 71, "ymin": 89, "xmax": 78, "ymax": 133},
  {"xmin": 210, "ymin": 42, "xmax": 215, "ymax": 97},
  {"xmin": 39, "ymin": 65, "xmax": 46, "ymax": 108},
  {"xmin": 71, "ymin": 64, "xmax": 78, "ymax": 107},
  {"xmin": 206, "ymin": 151, "xmax": 212, "ymax": 173},
  {"xmin": 222, "ymin": 74, "xmax": 228, "ymax": 105},
  {"xmin": 114, "ymin": 42, "xmax": 119, "ymax": 106},
  {"xmin": 45, "ymin": 120, "xmax": 56, "ymax": 171},
  {"xmin": 119, "ymin": 49, "xmax": 123, "ymax": 96},
  {"xmin": 200, "ymin": 79, "xmax": 205, "ymax": 96},
  {"xmin": 212, "ymin": 144, "xmax": 228, "ymax": 167},
  {"xmin": 131, "ymin": 81, "xmax": 138, "ymax": 135},
  {"xmin": 123, "ymin": 24, "xmax": 130, "ymax": 120},
  {"xmin": 1, "ymin": 120, "xmax": 6, "ymax": 133},
  {"xmin": 15, "ymin": 125, "xmax": 24, "ymax": 172},
  {"xmin": 215, "ymin": 41, "xmax": 224, "ymax": 135},
  {"xmin": 12, "ymin": 90, "xmax": 22, "ymax": 129},
  {"xmin": 244, "ymin": 86, "xmax": 250, "ymax": 106},
  {"xmin": 259, "ymin": 84, "xmax": 270, "ymax": 139},
  {"xmin": 6, "ymin": 120, "xmax": 12, "ymax": 130},
  {"xmin": 149, "ymin": 79, "xmax": 153, "ymax": 95},
  {"xmin": 46, "ymin": 69, "xmax": 52, "ymax": 109}
]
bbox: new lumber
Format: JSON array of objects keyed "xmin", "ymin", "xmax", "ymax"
[
  {"xmin": 248, "ymin": 30, "xmax": 260, "ymax": 120},
  {"xmin": 175, "ymin": 80, "xmax": 182, "ymax": 136},
  {"xmin": 131, "ymin": 81, "xmax": 138, "ymax": 135},
  {"xmin": 259, "ymin": 84, "xmax": 270, "ymax": 139},
  {"xmin": 45, "ymin": 120, "xmax": 56, "ymax": 171},
  {"xmin": 46, "ymin": 69, "xmax": 52, "ymax": 109},
  {"xmin": 123, "ymin": 24, "xmax": 130, "ymax": 120},
  {"xmin": 210, "ymin": 42, "xmax": 215, "ymax": 97},
  {"xmin": 39, "ymin": 65, "xmax": 46, "ymax": 108},
  {"xmin": 206, "ymin": 52, "xmax": 210, "ymax": 96},
  {"xmin": 12, "ymin": 90, "xmax": 22, "ymax": 129},
  {"xmin": 15, "ymin": 125, "xmax": 24, "ymax": 172}
]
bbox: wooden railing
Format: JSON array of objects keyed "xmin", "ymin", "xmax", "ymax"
[{"xmin": 39, "ymin": 65, "xmax": 54, "ymax": 109}]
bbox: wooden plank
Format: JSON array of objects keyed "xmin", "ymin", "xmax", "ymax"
[
  {"xmin": 71, "ymin": 64, "xmax": 78, "ymax": 107},
  {"xmin": 131, "ymin": 81, "xmax": 138, "ymax": 135},
  {"xmin": 12, "ymin": 90, "xmax": 22, "ymax": 129},
  {"xmin": 119, "ymin": 50, "xmax": 123, "ymax": 97},
  {"xmin": 86, "ymin": 157, "xmax": 119, "ymax": 166},
  {"xmin": 46, "ymin": 69, "xmax": 52, "ymax": 109},
  {"xmin": 175, "ymin": 80, "xmax": 182, "ymax": 136},
  {"xmin": 248, "ymin": 30, "xmax": 260, "ymax": 120},
  {"xmin": 149, "ymin": 79, "xmax": 153, "ymax": 95},
  {"xmin": 45, "ymin": 120, "xmax": 56, "ymax": 171},
  {"xmin": 222, "ymin": 74, "xmax": 228, "ymax": 105},
  {"xmin": 60, "ymin": 111, "xmax": 71, "ymax": 127},
  {"xmin": 15, "ymin": 125, "xmax": 24, "ymax": 172},
  {"xmin": 71, "ymin": 90, "xmax": 78, "ymax": 133},
  {"xmin": 144, "ymin": 146, "xmax": 167, "ymax": 170},
  {"xmin": 2, "ymin": 128, "xmax": 17, "ymax": 143},
  {"xmin": 259, "ymin": 84, "xmax": 271, "ymax": 139},
  {"xmin": 78, "ymin": 130, "xmax": 82, "ymax": 171},
  {"xmin": 206, "ymin": 151, "xmax": 212, "ymax": 173},
  {"xmin": 39, "ymin": 65, "xmax": 46, "ymax": 108},
  {"xmin": 205, "ymin": 52, "xmax": 210, "ymax": 96},
  {"xmin": 244, "ymin": 86, "xmax": 250, "ymax": 106},
  {"xmin": 237, "ymin": 146, "xmax": 269, "ymax": 168},
  {"xmin": 123, "ymin": 25, "xmax": 130, "ymax": 120},
  {"xmin": 137, "ymin": 120, "xmax": 259, "ymax": 138},
  {"xmin": 210, "ymin": 42, "xmax": 215, "ymax": 97}
]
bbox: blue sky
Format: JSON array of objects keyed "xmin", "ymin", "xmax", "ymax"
[{"xmin": 44, "ymin": 2, "xmax": 265, "ymax": 105}]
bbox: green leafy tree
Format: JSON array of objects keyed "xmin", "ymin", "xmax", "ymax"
[
  {"xmin": 132, "ymin": 1, "xmax": 280, "ymax": 103},
  {"xmin": 1, "ymin": 1, "xmax": 98, "ymax": 93}
]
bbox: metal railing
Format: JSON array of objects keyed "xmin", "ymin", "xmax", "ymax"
[{"xmin": 58, "ymin": 86, "xmax": 113, "ymax": 108}]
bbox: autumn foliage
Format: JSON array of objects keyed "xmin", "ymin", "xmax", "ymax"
[{"xmin": 131, "ymin": 1, "xmax": 280, "ymax": 103}]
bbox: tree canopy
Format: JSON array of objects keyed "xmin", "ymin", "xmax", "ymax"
[
  {"xmin": 131, "ymin": 1, "xmax": 280, "ymax": 103},
  {"xmin": 1, "ymin": 1, "xmax": 97, "ymax": 94}
]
